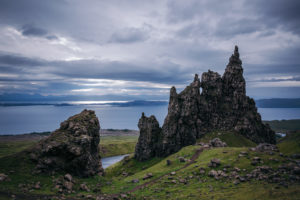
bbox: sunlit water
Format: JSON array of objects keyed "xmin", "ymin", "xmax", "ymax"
[{"xmin": 0, "ymin": 104, "xmax": 299, "ymax": 135}]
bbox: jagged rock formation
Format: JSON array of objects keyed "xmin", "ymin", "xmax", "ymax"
[
  {"xmin": 134, "ymin": 113, "xmax": 162, "ymax": 161},
  {"xmin": 135, "ymin": 46, "xmax": 275, "ymax": 161},
  {"xmin": 30, "ymin": 109, "xmax": 104, "ymax": 177}
]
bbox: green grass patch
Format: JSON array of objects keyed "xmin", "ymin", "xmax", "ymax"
[
  {"xmin": 277, "ymin": 131, "xmax": 300, "ymax": 155},
  {"xmin": 0, "ymin": 141, "xmax": 37, "ymax": 158},
  {"xmin": 100, "ymin": 135, "xmax": 138, "ymax": 158}
]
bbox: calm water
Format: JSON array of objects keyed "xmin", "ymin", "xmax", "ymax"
[
  {"xmin": 102, "ymin": 154, "xmax": 129, "ymax": 169},
  {"xmin": 0, "ymin": 105, "xmax": 299, "ymax": 135}
]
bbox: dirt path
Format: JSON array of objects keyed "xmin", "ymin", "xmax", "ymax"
[{"xmin": 128, "ymin": 147, "xmax": 204, "ymax": 193}]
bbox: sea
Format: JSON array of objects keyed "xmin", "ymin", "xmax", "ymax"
[{"xmin": 0, "ymin": 101, "xmax": 299, "ymax": 135}]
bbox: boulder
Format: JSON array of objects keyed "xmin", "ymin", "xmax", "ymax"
[
  {"xmin": 255, "ymin": 143, "xmax": 278, "ymax": 152},
  {"xmin": 30, "ymin": 109, "xmax": 104, "ymax": 177},
  {"xmin": 209, "ymin": 138, "xmax": 227, "ymax": 147},
  {"xmin": 143, "ymin": 173, "xmax": 153, "ymax": 180},
  {"xmin": 209, "ymin": 158, "xmax": 221, "ymax": 167},
  {"xmin": 0, "ymin": 173, "xmax": 8, "ymax": 181}
]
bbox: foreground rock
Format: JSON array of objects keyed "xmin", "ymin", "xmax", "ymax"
[
  {"xmin": 30, "ymin": 109, "xmax": 104, "ymax": 177},
  {"xmin": 135, "ymin": 46, "xmax": 275, "ymax": 161}
]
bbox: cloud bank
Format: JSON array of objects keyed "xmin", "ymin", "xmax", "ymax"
[{"xmin": 0, "ymin": 0, "xmax": 299, "ymax": 99}]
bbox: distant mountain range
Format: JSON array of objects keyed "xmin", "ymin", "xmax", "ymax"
[{"xmin": 0, "ymin": 93, "xmax": 300, "ymax": 108}]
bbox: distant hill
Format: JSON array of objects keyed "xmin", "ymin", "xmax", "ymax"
[
  {"xmin": 264, "ymin": 119, "xmax": 300, "ymax": 132},
  {"xmin": 256, "ymin": 98, "xmax": 300, "ymax": 108}
]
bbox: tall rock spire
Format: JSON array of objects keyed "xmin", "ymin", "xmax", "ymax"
[
  {"xmin": 228, "ymin": 45, "xmax": 242, "ymax": 66},
  {"xmin": 134, "ymin": 46, "xmax": 275, "ymax": 161}
]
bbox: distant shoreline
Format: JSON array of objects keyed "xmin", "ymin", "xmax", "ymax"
[
  {"xmin": 0, "ymin": 129, "xmax": 139, "ymax": 140},
  {"xmin": 0, "ymin": 100, "xmax": 168, "ymax": 107},
  {"xmin": 0, "ymin": 98, "xmax": 300, "ymax": 108}
]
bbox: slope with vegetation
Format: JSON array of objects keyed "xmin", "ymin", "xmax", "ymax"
[{"xmin": 1, "ymin": 131, "xmax": 300, "ymax": 199}]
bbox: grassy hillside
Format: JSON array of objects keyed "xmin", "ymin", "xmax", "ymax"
[
  {"xmin": 0, "ymin": 141, "xmax": 37, "ymax": 158},
  {"xmin": 0, "ymin": 131, "xmax": 138, "ymax": 159},
  {"xmin": 277, "ymin": 131, "xmax": 300, "ymax": 155},
  {"xmin": 1, "ymin": 131, "xmax": 300, "ymax": 199},
  {"xmin": 100, "ymin": 135, "xmax": 138, "ymax": 157},
  {"xmin": 1, "ymin": 127, "xmax": 300, "ymax": 199},
  {"xmin": 197, "ymin": 131, "xmax": 256, "ymax": 147}
]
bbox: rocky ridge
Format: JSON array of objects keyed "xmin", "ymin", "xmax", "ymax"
[
  {"xmin": 30, "ymin": 109, "xmax": 104, "ymax": 177},
  {"xmin": 135, "ymin": 46, "xmax": 275, "ymax": 160}
]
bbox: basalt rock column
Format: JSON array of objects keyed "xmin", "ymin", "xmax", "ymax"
[
  {"xmin": 160, "ymin": 75, "xmax": 201, "ymax": 156},
  {"xmin": 134, "ymin": 113, "xmax": 162, "ymax": 161}
]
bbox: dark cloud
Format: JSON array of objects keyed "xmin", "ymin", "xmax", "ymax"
[
  {"xmin": 0, "ymin": 0, "xmax": 299, "ymax": 99},
  {"xmin": 19, "ymin": 24, "xmax": 58, "ymax": 40},
  {"xmin": 20, "ymin": 24, "xmax": 48, "ymax": 37},
  {"xmin": 0, "ymin": 52, "xmax": 190, "ymax": 84},
  {"xmin": 0, "ymin": 52, "xmax": 45, "ymax": 67},
  {"xmin": 109, "ymin": 27, "xmax": 149, "ymax": 43},
  {"xmin": 249, "ymin": 0, "xmax": 300, "ymax": 35}
]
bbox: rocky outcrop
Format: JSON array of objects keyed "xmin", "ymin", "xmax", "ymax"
[
  {"xmin": 134, "ymin": 113, "xmax": 162, "ymax": 161},
  {"xmin": 30, "ymin": 109, "xmax": 103, "ymax": 177},
  {"xmin": 135, "ymin": 46, "xmax": 275, "ymax": 160}
]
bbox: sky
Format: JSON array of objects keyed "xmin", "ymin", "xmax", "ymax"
[{"xmin": 0, "ymin": 0, "xmax": 300, "ymax": 100}]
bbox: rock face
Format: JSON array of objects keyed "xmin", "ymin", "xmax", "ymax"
[
  {"xmin": 134, "ymin": 46, "xmax": 275, "ymax": 161},
  {"xmin": 30, "ymin": 109, "xmax": 103, "ymax": 177},
  {"xmin": 134, "ymin": 113, "xmax": 162, "ymax": 161}
]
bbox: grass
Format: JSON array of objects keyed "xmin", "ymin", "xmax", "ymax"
[
  {"xmin": 0, "ymin": 141, "xmax": 37, "ymax": 158},
  {"xmin": 0, "ymin": 122, "xmax": 300, "ymax": 199},
  {"xmin": 277, "ymin": 131, "xmax": 300, "ymax": 155},
  {"xmin": 0, "ymin": 132, "xmax": 300, "ymax": 199},
  {"xmin": 100, "ymin": 135, "xmax": 138, "ymax": 158}
]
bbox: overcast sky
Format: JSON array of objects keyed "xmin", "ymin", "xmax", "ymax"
[{"xmin": 0, "ymin": 0, "xmax": 299, "ymax": 100}]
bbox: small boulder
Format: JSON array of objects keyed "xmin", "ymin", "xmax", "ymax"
[
  {"xmin": 64, "ymin": 174, "xmax": 73, "ymax": 182},
  {"xmin": 63, "ymin": 181, "xmax": 73, "ymax": 191},
  {"xmin": 80, "ymin": 183, "xmax": 90, "ymax": 192},
  {"xmin": 199, "ymin": 167, "xmax": 206, "ymax": 175},
  {"xmin": 131, "ymin": 179, "xmax": 139, "ymax": 183},
  {"xmin": 179, "ymin": 157, "xmax": 186, "ymax": 162},
  {"xmin": 209, "ymin": 138, "xmax": 227, "ymax": 147},
  {"xmin": 0, "ymin": 173, "xmax": 8, "ymax": 182},
  {"xmin": 208, "ymin": 170, "xmax": 218, "ymax": 178},
  {"xmin": 166, "ymin": 160, "xmax": 172, "ymax": 166},
  {"xmin": 143, "ymin": 173, "xmax": 153, "ymax": 180},
  {"xmin": 179, "ymin": 179, "xmax": 187, "ymax": 184},
  {"xmin": 34, "ymin": 181, "xmax": 41, "ymax": 189},
  {"xmin": 209, "ymin": 158, "xmax": 221, "ymax": 167},
  {"xmin": 255, "ymin": 143, "xmax": 278, "ymax": 152}
]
